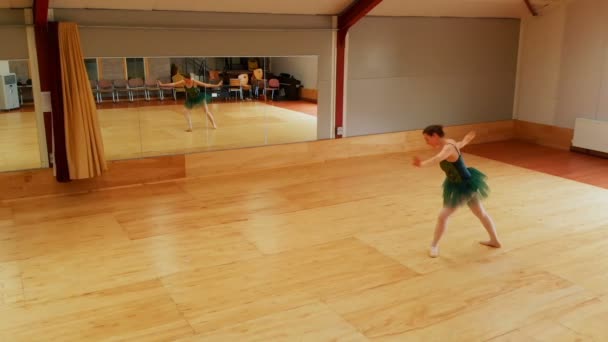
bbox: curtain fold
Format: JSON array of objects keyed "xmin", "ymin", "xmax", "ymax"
[
  {"xmin": 58, "ymin": 22, "xmax": 107, "ymax": 179},
  {"xmin": 48, "ymin": 22, "xmax": 70, "ymax": 182}
]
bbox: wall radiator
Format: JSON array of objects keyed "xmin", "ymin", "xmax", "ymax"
[{"xmin": 572, "ymin": 118, "xmax": 608, "ymax": 153}]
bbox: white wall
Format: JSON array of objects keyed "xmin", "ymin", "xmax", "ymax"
[
  {"xmin": 515, "ymin": 0, "xmax": 608, "ymax": 128},
  {"xmin": 270, "ymin": 57, "xmax": 318, "ymax": 89},
  {"xmin": 514, "ymin": 5, "xmax": 566, "ymax": 126},
  {"xmin": 346, "ymin": 16, "xmax": 520, "ymax": 137},
  {"xmin": 0, "ymin": 61, "xmax": 9, "ymax": 74},
  {"xmin": 8, "ymin": 60, "xmax": 30, "ymax": 82}
]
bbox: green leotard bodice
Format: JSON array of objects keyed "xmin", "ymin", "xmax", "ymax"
[{"xmin": 439, "ymin": 144, "xmax": 471, "ymax": 183}]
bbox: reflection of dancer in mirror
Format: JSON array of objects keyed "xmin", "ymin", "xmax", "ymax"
[
  {"xmin": 158, "ymin": 75, "xmax": 222, "ymax": 132},
  {"xmin": 412, "ymin": 125, "xmax": 501, "ymax": 258}
]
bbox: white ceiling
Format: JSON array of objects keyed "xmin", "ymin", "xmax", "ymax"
[
  {"xmin": 0, "ymin": 0, "xmax": 565, "ymax": 18},
  {"xmin": 369, "ymin": 0, "xmax": 527, "ymax": 18},
  {"xmin": 47, "ymin": 0, "xmax": 354, "ymax": 15}
]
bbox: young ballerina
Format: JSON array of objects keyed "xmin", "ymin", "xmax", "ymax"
[
  {"xmin": 158, "ymin": 75, "xmax": 222, "ymax": 131},
  {"xmin": 412, "ymin": 125, "xmax": 501, "ymax": 258}
]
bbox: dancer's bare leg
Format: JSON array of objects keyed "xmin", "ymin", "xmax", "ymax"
[
  {"xmin": 467, "ymin": 197, "xmax": 501, "ymax": 248},
  {"xmin": 429, "ymin": 206, "xmax": 458, "ymax": 257},
  {"xmin": 183, "ymin": 108, "xmax": 193, "ymax": 132},
  {"xmin": 203, "ymin": 101, "xmax": 217, "ymax": 129}
]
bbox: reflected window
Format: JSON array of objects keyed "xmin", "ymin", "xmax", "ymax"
[
  {"xmin": 84, "ymin": 58, "xmax": 98, "ymax": 80},
  {"xmin": 126, "ymin": 58, "xmax": 145, "ymax": 80}
]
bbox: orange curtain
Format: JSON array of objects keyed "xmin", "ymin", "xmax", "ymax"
[{"xmin": 58, "ymin": 22, "xmax": 107, "ymax": 179}]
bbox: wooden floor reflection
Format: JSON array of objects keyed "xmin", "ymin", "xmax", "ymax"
[{"xmin": 0, "ymin": 101, "xmax": 317, "ymax": 171}]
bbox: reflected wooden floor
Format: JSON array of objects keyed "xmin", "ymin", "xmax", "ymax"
[
  {"xmin": 0, "ymin": 102, "xmax": 317, "ymax": 171},
  {"xmin": 96, "ymin": 98, "xmax": 318, "ymax": 117},
  {"xmin": 0, "ymin": 109, "xmax": 41, "ymax": 172},
  {"xmin": 98, "ymin": 101, "xmax": 317, "ymax": 160},
  {"xmin": 1, "ymin": 150, "xmax": 607, "ymax": 341},
  {"xmin": 269, "ymin": 100, "xmax": 318, "ymax": 116}
]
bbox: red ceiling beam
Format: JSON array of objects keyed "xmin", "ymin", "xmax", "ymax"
[
  {"xmin": 339, "ymin": 0, "xmax": 384, "ymax": 31},
  {"xmin": 335, "ymin": 0, "xmax": 383, "ymax": 138},
  {"xmin": 523, "ymin": 0, "xmax": 538, "ymax": 16}
]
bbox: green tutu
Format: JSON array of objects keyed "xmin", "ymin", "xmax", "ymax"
[
  {"xmin": 185, "ymin": 92, "xmax": 212, "ymax": 109},
  {"xmin": 442, "ymin": 167, "xmax": 489, "ymax": 208}
]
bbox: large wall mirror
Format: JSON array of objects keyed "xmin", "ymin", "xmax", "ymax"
[
  {"xmin": 85, "ymin": 55, "xmax": 319, "ymax": 161},
  {"xmin": 0, "ymin": 58, "xmax": 42, "ymax": 172}
]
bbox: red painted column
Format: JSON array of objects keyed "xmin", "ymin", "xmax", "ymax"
[
  {"xmin": 335, "ymin": 0, "xmax": 383, "ymax": 138},
  {"xmin": 33, "ymin": 0, "xmax": 70, "ymax": 182},
  {"xmin": 33, "ymin": 0, "xmax": 53, "ymax": 158},
  {"xmin": 33, "ymin": 0, "xmax": 49, "ymax": 26}
]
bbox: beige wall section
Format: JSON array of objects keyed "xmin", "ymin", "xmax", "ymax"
[
  {"xmin": 0, "ymin": 9, "xmax": 25, "ymax": 25},
  {"xmin": 54, "ymin": 9, "xmax": 334, "ymax": 139},
  {"xmin": 346, "ymin": 16, "xmax": 520, "ymax": 137},
  {"xmin": 515, "ymin": 0, "xmax": 608, "ymax": 128},
  {"xmin": 0, "ymin": 10, "xmax": 27, "ymax": 60},
  {"xmin": 599, "ymin": 42, "xmax": 608, "ymax": 122},
  {"xmin": 0, "ymin": 27, "xmax": 28, "ymax": 60},
  {"xmin": 53, "ymin": 9, "xmax": 333, "ymax": 29}
]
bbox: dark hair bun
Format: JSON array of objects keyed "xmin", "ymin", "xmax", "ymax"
[{"xmin": 423, "ymin": 125, "xmax": 445, "ymax": 137}]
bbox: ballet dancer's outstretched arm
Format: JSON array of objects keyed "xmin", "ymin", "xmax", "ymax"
[
  {"xmin": 192, "ymin": 79, "xmax": 223, "ymax": 88},
  {"xmin": 412, "ymin": 131, "xmax": 476, "ymax": 167},
  {"xmin": 455, "ymin": 131, "xmax": 476, "ymax": 150},
  {"xmin": 413, "ymin": 145, "xmax": 453, "ymax": 168},
  {"xmin": 157, "ymin": 80, "xmax": 185, "ymax": 87}
]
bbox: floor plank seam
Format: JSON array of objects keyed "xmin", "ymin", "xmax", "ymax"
[
  {"xmin": 482, "ymin": 327, "xmax": 523, "ymax": 341},
  {"xmin": 320, "ymin": 301, "xmax": 371, "ymax": 341},
  {"xmin": 557, "ymin": 320, "xmax": 593, "ymax": 340},
  {"xmin": 159, "ymin": 277, "xmax": 198, "ymax": 336},
  {"xmin": 353, "ymin": 235, "xmax": 425, "ymax": 276}
]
